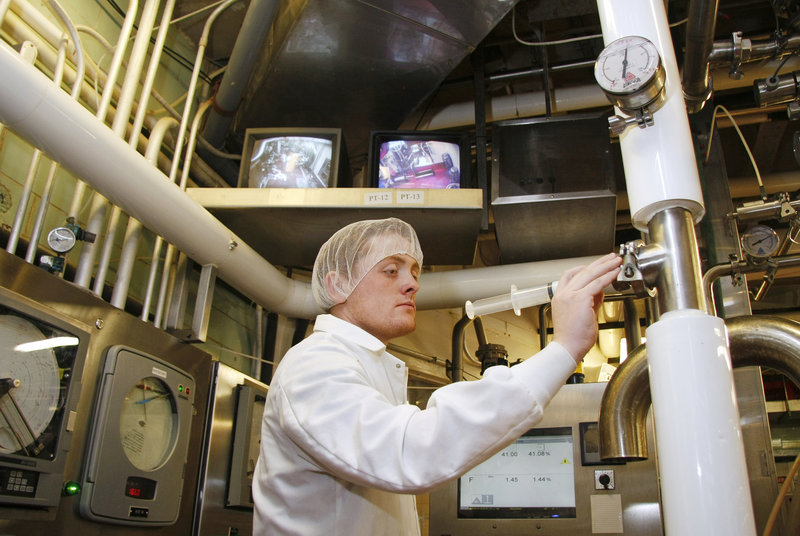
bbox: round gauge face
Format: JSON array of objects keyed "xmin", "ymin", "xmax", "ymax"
[
  {"xmin": 594, "ymin": 35, "xmax": 662, "ymax": 95},
  {"xmin": 741, "ymin": 224, "xmax": 780, "ymax": 258},
  {"xmin": 119, "ymin": 377, "xmax": 177, "ymax": 471},
  {"xmin": 47, "ymin": 227, "xmax": 76, "ymax": 253},
  {"xmin": 0, "ymin": 315, "xmax": 60, "ymax": 455}
]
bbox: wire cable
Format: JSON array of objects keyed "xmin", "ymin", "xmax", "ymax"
[{"xmin": 704, "ymin": 104, "xmax": 766, "ymax": 200}]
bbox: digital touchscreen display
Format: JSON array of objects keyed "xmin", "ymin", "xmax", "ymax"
[{"xmin": 458, "ymin": 427, "xmax": 576, "ymax": 519}]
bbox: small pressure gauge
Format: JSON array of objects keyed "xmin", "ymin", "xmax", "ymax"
[
  {"xmin": 46, "ymin": 226, "xmax": 76, "ymax": 254},
  {"xmin": 594, "ymin": 35, "xmax": 666, "ymax": 113},
  {"xmin": 741, "ymin": 224, "xmax": 780, "ymax": 259}
]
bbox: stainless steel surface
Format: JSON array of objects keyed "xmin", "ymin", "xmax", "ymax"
[
  {"xmin": 0, "ymin": 250, "xmax": 214, "ymax": 535},
  {"xmin": 599, "ymin": 337, "xmax": 785, "ymax": 535},
  {"xmin": 193, "ymin": 363, "xmax": 268, "ymax": 536},
  {"xmin": 490, "ymin": 113, "xmax": 619, "ymax": 263},
  {"xmin": 734, "ymin": 367, "xmax": 782, "ymax": 536},
  {"xmin": 231, "ymin": 0, "xmax": 517, "ymax": 170},
  {"xmin": 186, "ymin": 187, "xmax": 483, "ymax": 266},
  {"xmin": 681, "ymin": 0, "xmax": 718, "ymax": 112},
  {"xmin": 726, "ymin": 315, "xmax": 800, "ymax": 386},
  {"xmin": 429, "ymin": 382, "xmax": 663, "ymax": 536},
  {"xmin": 697, "ymin": 128, "xmax": 753, "ymax": 318},
  {"xmin": 754, "ymin": 72, "xmax": 800, "ymax": 107},
  {"xmin": 702, "ymin": 255, "xmax": 800, "ymax": 314},
  {"xmin": 599, "ymin": 315, "xmax": 800, "ymax": 462},
  {"xmin": 622, "ymin": 298, "xmax": 642, "ymax": 352},
  {"xmin": 598, "ymin": 344, "xmax": 650, "ymax": 461},
  {"xmin": 647, "ymin": 207, "xmax": 706, "ymax": 312}
]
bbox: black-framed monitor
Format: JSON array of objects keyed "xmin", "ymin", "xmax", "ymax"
[
  {"xmin": 238, "ymin": 127, "xmax": 347, "ymax": 188},
  {"xmin": 366, "ymin": 130, "xmax": 471, "ymax": 189},
  {"xmin": 457, "ymin": 427, "xmax": 576, "ymax": 519}
]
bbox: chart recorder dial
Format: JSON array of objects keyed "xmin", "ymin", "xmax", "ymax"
[{"xmin": 0, "ymin": 315, "xmax": 62, "ymax": 458}]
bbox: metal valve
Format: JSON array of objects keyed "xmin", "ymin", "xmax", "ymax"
[
  {"xmin": 612, "ymin": 240, "xmax": 660, "ymax": 298},
  {"xmin": 607, "ymin": 108, "xmax": 655, "ymax": 137}
]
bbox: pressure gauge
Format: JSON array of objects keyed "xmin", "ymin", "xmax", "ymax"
[
  {"xmin": 594, "ymin": 35, "xmax": 666, "ymax": 113},
  {"xmin": 46, "ymin": 226, "xmax": 76, "ymax": 254},
  {"xmin": 119, "ymin": 377, "xmax": 178, "ymax": 471},
  {"xmin": 741, "ymin": 224, "xmax": 780, "ymax": 259}
]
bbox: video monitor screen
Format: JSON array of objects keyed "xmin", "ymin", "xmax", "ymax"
[
  {"xmin": 458, "ymin": 427, "xmax": 576, "ymax": 519},
  {"xmin": 376, "ymin": 139, "xmax": 462, "ymax": 189},
  {"xmin": 247, "ymin": 136, "xmax": 333, "ymax": 189}
]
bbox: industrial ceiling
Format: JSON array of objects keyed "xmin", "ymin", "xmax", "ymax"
[{"xmin": 171, "ymin": 0, "xmax": 800, "ymax": 301}]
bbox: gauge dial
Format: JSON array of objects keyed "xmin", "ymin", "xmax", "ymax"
[
  {"xmin": 0, "ymin": 315, "xmax": 60, "ymax": 455},
  {"xmin": 594, "ymin": 36, "xmax": 665, "ymax": 111},
  {"xmin": 119, "ymin": 377, "xmax": 177, "ymax": 471},
  {"xmin": 741, "ymin": 224, "xmax": 780, "ymax": 259},
  {"xmin": 47, "ymin": 227, "xmax": 76, "ymax": 254}
]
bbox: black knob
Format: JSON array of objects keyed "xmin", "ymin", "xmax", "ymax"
[{"xmin": 599, "ymin": 473, "xmax": 611, "ymax": 488}]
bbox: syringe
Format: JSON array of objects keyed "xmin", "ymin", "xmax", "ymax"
[{"xmin": 464, "ymin": 282, "xmax": 559, "ymax": 319}]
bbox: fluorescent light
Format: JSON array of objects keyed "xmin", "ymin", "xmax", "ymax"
[{"xmin": 14, "ymin": 336, "xmax": 79, "ymax": 352}]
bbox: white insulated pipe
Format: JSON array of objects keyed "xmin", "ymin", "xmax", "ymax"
[
  {"xmin": 646, "ymin": 310, "xmax": 755, "ymax": 535},
  {"xmin": 419, "ymin": 84, "xmax": 609, "ymax": 130},
  {"xmin": 0, "ymin": 40, "xmax": 317, "ymax": 319},
  {"xmin": 416, "ymin": 255, "xmax": 599, "ymax": 310},
  {"xmin": 597, "ymin": 1, "xmax": 756, "ymax": 535},
  {"xmin": 598, "ymin": 0, "xmax": 704, "ymax": 232}
]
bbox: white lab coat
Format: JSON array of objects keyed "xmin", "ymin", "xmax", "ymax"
[{"xmin": 252, "ymin": 314, "xmax": 576, "ymax": 536}]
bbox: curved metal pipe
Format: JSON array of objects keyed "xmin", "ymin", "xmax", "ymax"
[
  {"xmin": 599, "ymin": 315, "xmax": 800, "ymax": 460},
  {"xmin": 450, "ymin": 315, "xmax": 471, "ymax": 383}
]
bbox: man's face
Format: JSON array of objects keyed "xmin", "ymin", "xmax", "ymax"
[{"xmin": 332, "ymin": 253, "xmax": 420, "ymax": 343}]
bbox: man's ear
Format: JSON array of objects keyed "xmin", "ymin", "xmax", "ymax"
[{"xmin": 324, "ymin": 271, "xmax": 348, "ymax": 305}]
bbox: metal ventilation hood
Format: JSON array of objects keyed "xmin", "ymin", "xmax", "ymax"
[{"xmin": 228, "ymin": 0, "xmax": 517, "ymax": 177}]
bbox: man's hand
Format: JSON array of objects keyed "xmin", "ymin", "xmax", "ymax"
[{"xmin": 551, "ymin": 253, "xmax": 623, "ymax": 363}]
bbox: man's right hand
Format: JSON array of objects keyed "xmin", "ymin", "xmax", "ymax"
[{"xmin": 550, "ymin": 252, "xmax": 623, "ymax": 363}]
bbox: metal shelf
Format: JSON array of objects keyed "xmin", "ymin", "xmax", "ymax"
[{"xmin": 186, "ymin": 188, "xmax": 484, "ymax": 267}]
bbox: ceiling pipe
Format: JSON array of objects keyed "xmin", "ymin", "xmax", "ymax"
[
  {"xmin": 421, "ymin": 54, "xmax": 797, "ymax": 131},
  {"xmin": 681, "ymin": 0, "xmax": 718, "ymax": 113},
  {"xmin": 201, "ymin": 0, "xmax": 281, "ymax": 147}
]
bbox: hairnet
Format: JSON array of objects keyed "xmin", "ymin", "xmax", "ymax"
[{"xmin": 312, "ymin": 218, "xmax": 423, "ymax": 311}]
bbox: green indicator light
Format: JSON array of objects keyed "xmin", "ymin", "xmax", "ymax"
[
  {"xmin": 63, "ymin": 481, "xmax": 81, "ymax": 496},
  {"xmin": 178, "ymin": 385, "xmax": 184, "ymax": 393}
]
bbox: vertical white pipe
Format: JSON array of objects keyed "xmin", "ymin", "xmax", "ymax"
[
  {"xmin": 596, "ymin": 1, "xmax": 756, "ymax": 535},
  {"xmin": 0, "ymin": 0, "xmax": 11, "ymax": 22},
  {"xmin": 597, "ymin": 0, "xmax": 705, "ymax": 231},
  {"xmin": 646, "ymin": 311, "xmax": 755, "ymax": 535},
  {"xmin": 109, "ymin": 0, "xmax": 176, "ymax": 308},
  {"xmin": 71, "ymin": 0, "xmax": 139, "ymax": 288},
  {"xmin": 6, "ymin": 144, "xmax": 44, "ymax": 254},
  {"xmin": 112, "ymin": 117, "xmax": 179, "ymax": 309},
  {"xmin": 5, "ymin": 40, "xmax": 45, "ymax": 255},
  {"xmin": 92, "ymin": 0, "xmax": 162, "ymax": 295}
]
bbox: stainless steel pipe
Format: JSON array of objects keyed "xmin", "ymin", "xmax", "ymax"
[
  {"xmin": 599, "ymin": 315, "xmax": 800, "ymax": 460},
  {"xmin": 647, "ymin": 207, "xmax": 707, "ymax": 312}
]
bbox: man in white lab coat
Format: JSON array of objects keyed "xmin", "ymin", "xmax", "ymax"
[{"xmin": 252, "ymin": 217, "xmax": 622, "ymax": 535}]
